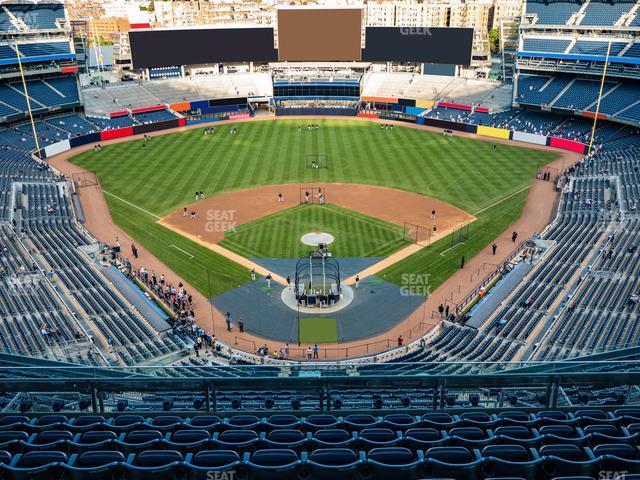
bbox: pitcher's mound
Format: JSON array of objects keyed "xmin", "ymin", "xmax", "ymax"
[{"xmin": 301, "ymin": 232, "xmax": 335, "ymax": 246}]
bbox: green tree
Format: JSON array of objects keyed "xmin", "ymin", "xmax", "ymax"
[{"xmin": 489, "ymin": 28, "xmax": 500, "ymax": 54}]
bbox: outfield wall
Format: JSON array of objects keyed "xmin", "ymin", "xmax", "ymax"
[
  {"xmin": 361, "ymin": 96, "xmax": 587, "ymax": 155},
  {"xmin": 477, "ymin": 126, "xmax": 511, "ymax": 140},
  {"xmin": 512, "ymin": 131, "xmax": 547, "ymax": 146},
  {"xmin": 38, "ymin": 112, "xmax": 587, "ymax": 161}
]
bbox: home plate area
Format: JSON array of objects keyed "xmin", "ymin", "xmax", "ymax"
[{"xmin": 210, "ymin": 274, "xmax": 423, "ymax": 344}]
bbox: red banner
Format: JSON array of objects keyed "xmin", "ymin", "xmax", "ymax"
[
  {"xmin": 438, "ymin": 102, "xmax": 472, "ymax": 111},
  {"xmin": 109, "ymin": 110, "xmax": 129, "ymax": 119},
  {"xmin": 549, "ymin": 137, "xmax": 587, "ymax": 154},
  {"xmin": 60, "ymin": 66, "xmax": 78, "ymax": 74},
  {"xmin": 100, "ymin": 127, "xmax": 134, "ymax": 141},
  {"xmin": 131, "ymin": 105, "xmax": 166, "ymax": 115}
]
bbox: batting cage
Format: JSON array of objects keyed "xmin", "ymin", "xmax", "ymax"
[
  {"xmin": 403, "ymin": 222, "xmax": 430, "ymax": 245},
  {"xmin": 450, "ymin": 222, "xmax": 470, "ymax": 247},
  {"xmin": 306, "ymin": 154, "xmax": 328, "ymax": 169},
  {"xmin": 299, "ymin": 187, "xmax": 327, "ymax": 205},
  {"xmin": 70, "ymin": 172, "xmax": 99, "ymax": 189}
]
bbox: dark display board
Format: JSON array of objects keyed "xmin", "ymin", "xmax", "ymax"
[
  {"xmin": 362, "ymin": 27, "xmax": 473, "ymax": 65},
  {"xmin": 277, "ymin": 8, "xmax": 362, "ymax": 61},
  {"xmin": 129, "ymin": 28, "xmax": 278, "ymax": 68}
]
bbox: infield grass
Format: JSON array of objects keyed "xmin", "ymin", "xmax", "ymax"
[
  {"xmin": 219, "ymin": 204, "xmax": 408, "ymax": 258},
  {"xmin": 70, "ymin": 118, "xmax": 558, "ymax": 297}
]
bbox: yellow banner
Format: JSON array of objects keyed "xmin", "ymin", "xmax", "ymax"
[{"xmin": 477, "ymin": 125, "xmax": 510, "ymax": 139}]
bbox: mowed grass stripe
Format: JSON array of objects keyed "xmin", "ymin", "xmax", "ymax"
[
  {"xmin": 71, "ymin": 119, "xmax": 557, "ymax": 296},
  {"xmin": 220, "ymin": 204, "xmax": 407, "ymax": 259}
]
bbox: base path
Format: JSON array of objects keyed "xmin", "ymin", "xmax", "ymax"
[
  {"xmin": 161, "ymin": 183, "xmax": 473, "ymax": 243},
  {"xmin": 160, "ymin": 182, "xmax": 475, "ymax": 284},
  {"xmin": 47, "ymin": 114, "xmax": 581, "ymax": 361}
]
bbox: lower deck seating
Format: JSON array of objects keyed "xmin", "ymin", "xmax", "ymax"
[{"xmin": 0, "ymin": 410, "xmax": 636, "ymax": 479}]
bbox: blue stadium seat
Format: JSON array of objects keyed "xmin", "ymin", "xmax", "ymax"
[
  {"xmin": 481, "ymin": 444, "xmax": 541, "ymax": 480},
  {"xmin": 66, "ymin": 451, "xmax": 125, "ymax": 480},
  {"xmin": 5, "ymin": 451, "xmax": 66, "ymax": 480},
  {"xmin": 312, "ymin": 429, "xmax": 354, "ymax": 448},
  {"xmin": 593, "ymin": 444, "xmax": 640, "ymax": 474},
  {"xmin": 246, "ymin": 449, "xmax": 301, "ymax": 480},
  {"xmin": 539, "ymin": 444, "xmax": 597, "ymax": 478},
  {"xmin": 366, "ymin": 447, "xmax": 423, "ymax": 480},
  {"xmin": 306, "ymin": 448, "xmax": 363, "ymax": 480},
  {"xmin": 126, "ymin": 450, "xmax": 184, "ymax": 480},
  {"xmin": 185, "ymin": 449, "xmax": 241, "ymax": 480},
  {"xmin": 424, "ymin": 446, "xmax": 481, "ymax": 480}
]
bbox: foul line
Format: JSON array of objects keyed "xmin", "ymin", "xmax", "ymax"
[
  {"xmin": 102, "ymin": 190, "xmax": 160, "ymax": 219},
  {"xmin": 440, "ymin": 242, "xmax": 465, "ymax": 256},
  {"xmin": 170, "ymin": 245, "xmax": 194, "ymax": 258},
  {"xmin": 472, "ymin": 185, "xmax": 532, "ymax": 216}
]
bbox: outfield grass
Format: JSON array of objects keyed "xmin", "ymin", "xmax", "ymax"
[
  {"xmin": 219, "ymin": 204, "xmax": 408, "ymax": 258},
  {"xmin": 299, "ymin": 317, "xmax": 338, "ymax": 344},
  {"xmin": 70, "ymin": 119, "xmax": 558, "ymax": 297}
]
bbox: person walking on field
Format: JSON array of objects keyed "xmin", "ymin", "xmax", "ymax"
[
  {"xmin": 238, "ymin": 319, "xmax": 244, "ymax": 333},
  {"xmin": 355, "ymin": 275, "xmax": 360, "ymax": 289},
  {"xmin": 431, "ymin": 209, "xmax": 436, "ymax": 220},
  {"xmin": 512, "ymin": 231, "xmax": 518, "ymax": 243},
  {"xmin": 225, "ymin": 312, "xmax": 232, "ymax": 332},
  {"xmin": 492, "ymin": 243, "xmax": 497, "ymax": 255}
]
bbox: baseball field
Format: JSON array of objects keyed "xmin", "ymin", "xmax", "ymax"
[{"xmin": 69, "ymin": 118, "xmax": 558, "ymax": 297}]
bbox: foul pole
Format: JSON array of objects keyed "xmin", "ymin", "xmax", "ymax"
[
  {"xmin": 14, "ymin": 43, "xmax": 41, "ymax": 157},
  {"xmin": 588, "ymin": 39, "xmax": 612, "ymax": 156}
]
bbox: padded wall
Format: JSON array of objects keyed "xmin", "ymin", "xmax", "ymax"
[
  {"xmin": 512, "ymin": 131, "xmax": 547, "ymax": 146},
  {"xmin": 44, "ymin": 139, "xmax": 70, "ymax": 158},
  {"xmin": 477, "ymin": 126, "xmax": 511, "ymax": 140},
  {"xmin": 133, "ymin": 119, "xmax": 180, "ymax": 135},
  {"xmin": 100, "ymin": 127, "xmax": 134, "ymax": 141},
  {"xmin": 549, "ymin": 137, "xmax": 587, "ymax": 154}
]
